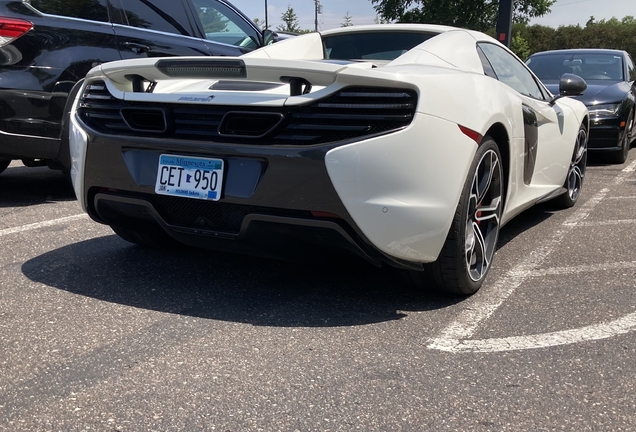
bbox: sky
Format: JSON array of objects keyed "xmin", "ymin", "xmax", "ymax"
[{"xmin": 229, "ymin": 0, "xmax": 634, "ymax": 31}]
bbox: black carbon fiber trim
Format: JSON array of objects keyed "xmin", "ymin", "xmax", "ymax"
[{"xmin": 97, "ymin": 190, "xmax": 314, "ymax": 234}]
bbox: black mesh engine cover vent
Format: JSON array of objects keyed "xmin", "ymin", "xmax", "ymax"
[
  {"xmin": 120, "ymin": 107, "xmax": 168, "ymax": 133},
  {"xmin": 218, "ymin": 111, "xmax": 285, "ymax": 138},
  {"xmin": 78, "ymin": 82, "xmax": 417, "ymax": 145}
]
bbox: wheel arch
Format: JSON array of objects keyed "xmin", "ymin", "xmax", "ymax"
[
  {"xmin": 54, "ymin": 78, "xmax": 86, "ymax": 173},
  {"xmin": 582, "ymin": 114, "xmax": 590, "ymax": 137},
  {"xmin": 484, "ymin": 122, "xmax": 510, "ymax": 207}
]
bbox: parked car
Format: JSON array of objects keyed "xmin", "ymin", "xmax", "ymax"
[
  {"xmin": 0, "ymin": 0, "xmax": 277, "ymax": 176},
  {"xmin": 527, "ymin": 49, "xmax": 636, "ymax": 163},
  {"xmin": 69, "ymin": 24, "xmax": 589, "ymax": 295}
]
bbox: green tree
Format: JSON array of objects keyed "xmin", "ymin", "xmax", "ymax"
[
  {"xmin": 374, "ymin": 15, "xmax": 390, "ymax": 24},
  {"xmin": 510, "ymin": 33, "xmax": 530, "ymax": 59},
  {"xmin": 371, "ymin": 0, "xmax": 556, "ymax": 32},
  {"xmin": 342, "ymin": 11, "xmax": 354, "ymax": 27},
  {"xmin": 511, "ymin": 18, "xmax": 636, "ymax": 64},
  {"xmin": 515, "ymin": 23, "xmax": 555, "ymax": 54},
  {"xmin": 277, "ymin": 5, "xmax": 301, "ymax": 33},
  {"xmin": 253, "ymin": 18, "xmax": 266, "ymax": 29}
]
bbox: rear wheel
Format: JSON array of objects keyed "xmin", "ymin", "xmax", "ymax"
[
  {"xmin": 404, "ymin": 137, "xmax": 504, "ymax": 295},
  {"xmin": 0, "ymin": 159, "xmax": 10, "ymax": 175},
  {"xmin": 608, "ymin": 109, "xmax": 633, "ymax": 164},
  {"xmin": 552, "ymin": 123, "xmax": 587, "ymax": 209},
  {"xmin": 111, "ymin": 225, "xmax": 177, "ymax": 248}
]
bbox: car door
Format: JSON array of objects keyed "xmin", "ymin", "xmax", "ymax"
[
  {"xmin": 478, "ymin": 42, "xmax": 573, "ymax": 193},
  {"xmin": 109, "ymin": 0, "xmax": 221, "ymax": 58},
  {"xmin": 4, "ymin": 0, "xmax": 121, "ymax": 141}
]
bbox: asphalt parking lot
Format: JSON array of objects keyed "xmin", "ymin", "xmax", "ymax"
[{"xmin": 1, "ymin": 152, "xmax": 636, "ymax": 431}]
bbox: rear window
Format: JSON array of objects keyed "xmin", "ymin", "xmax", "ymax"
[
  {"xmin": 323, "ymin": 31, "xmax": 436, "ymax": 61},
  {"xmin": 29, "ymin": 0, "xmax": 110, "ymax": 22}
]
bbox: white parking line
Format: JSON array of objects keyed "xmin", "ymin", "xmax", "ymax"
[
  {"xmin": 443, "ymin": 312, "xmax": 636, "ymax": 353},
  {"xmin": 0, "ymin": 214, "xmax": 87, "ymax": 237},
  {"xmin": 568, "ymin": 219, "xmax": 636, "ymax": 227},
  {"xmin": 526, "ymin": 260, "xmax": 636, "ymax": 277},
  {"xmin": 428, "ymin": 158, "xmax": 636, "ymax": 353}
]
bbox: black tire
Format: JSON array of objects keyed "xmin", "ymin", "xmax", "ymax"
[
  {"xmin": 0, "ymin": 159, "xmax": 10, "ymax": 175},
  {"xmin": 404, "ymin": 137, "xmax": 504, "ymax": 295},
  {"xmin": 552, "ymin": 123, "xmax": 588, "ymax": 209},
  {"xmin": 608, "ymin": 110, "xmax": 633, "ymax": 164},
  {"xmin": 111, "ymin": 225, "xmax": 177, "ymax": 248}
]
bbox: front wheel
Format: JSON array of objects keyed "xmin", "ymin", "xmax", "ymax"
[
  {"xmin": 552, "ymin": 123, "xmax": 587, "ymax": 209},
  {"xmin": 404, "ymin": 137, "xmax": 504, "ymax": 295},
  {"xmin": 608, "ymin": 110, "xmax": 633, "ymax": 164}
]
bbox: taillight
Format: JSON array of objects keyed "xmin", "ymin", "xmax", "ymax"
[{"xmin": 0, "ymin": 17, "xmax": 33, "ymax": 47}]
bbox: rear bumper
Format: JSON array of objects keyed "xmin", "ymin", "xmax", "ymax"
[
  {"xmin": 78, "ymin": 126, "xmax": 427, "ymax": 270},
  {"xmin": 72, "ymin": 103, "xmax": 473, "ymax": 268},
  {"xmin": 92, "ymin": 191, "xmax": 388, "ymax": 266}
]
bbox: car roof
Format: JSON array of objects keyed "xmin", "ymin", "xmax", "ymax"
[
  {"xmin": 320, "ymin": 23, "xmax": 457, "ymax": 36},
  {"xmin": 530, "ymin": 49, "xmax": 626, "ymax": 57}
]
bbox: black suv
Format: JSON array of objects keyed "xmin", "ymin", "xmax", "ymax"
[{"xmin": 0, "ymin": 0, "xmax": 273, "ymax": 175}]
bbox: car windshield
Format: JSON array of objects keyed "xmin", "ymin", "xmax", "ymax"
[
  {"xmin": 322, "ymin": 31, "xmax": 436, "ymax": 61},
  {"xmin": 527, "ymin": 53, "xmax": 624, "ymax": 81}
]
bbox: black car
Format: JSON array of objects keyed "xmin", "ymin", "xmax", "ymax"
[
  {"xmin": 0, "ymin": 0, "xmax": 275, "ymax": 175},
  {"xmin": 527, "ymin": 49, "xmax": 636, "ymax": 163}
]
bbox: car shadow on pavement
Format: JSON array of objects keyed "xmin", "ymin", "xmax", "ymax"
[
  {"xmin": 21, "ymin": 235, "xmax": 463, "ymax": 327},
  {"xmin": 0, "ymin": 164, "xmax": 75, "ymax": 207},
  {"xmin": 497, "ymin": 204, "xmax": 554, "ymax": 250}
]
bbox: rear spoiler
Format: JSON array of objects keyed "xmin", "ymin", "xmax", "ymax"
[{"xmin": 93, "ymin": 57, "xmax": 375, "ymax": 96}]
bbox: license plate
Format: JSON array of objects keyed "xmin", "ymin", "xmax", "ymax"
[{"xmin": 155, "ymin": 154, "xmax": 224, "ymax": 201}]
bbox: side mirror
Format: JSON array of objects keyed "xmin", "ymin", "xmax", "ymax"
[
  {"xmin": 262, "ymin": 29, "xmax": 278, "ymax": 46},
  {"xmin": 559, "ymin": 73, "xmax": 587, "ymax": 96},
  {"xmin": 550, "ymin": 73, "xmax": 587, "ymax": 105}
]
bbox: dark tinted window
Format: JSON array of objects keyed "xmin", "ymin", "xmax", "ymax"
[
  {"xmin": 191, "ymin": 0, "xmax": 260, "ymax": 49},
  {"xmin": 30, "ymin": 0, "xmax": 110, "ymax": 22},
  {"xmin": 626, "ymin": 54, "xmax": 635, "ymax": 81},
  {"xmin": 527, "ymin": 52, "xmax": 625, "ymax": 81},
  {"xmin": 118, "ymin": 0, "xmax": 193, "ymax": 36},
  {"xmin": 323, "ymin": 32, "xmax": 436, "ymax": 61},
  {"xmin": 477, "ymin": 45, "xmax": 497, "ymax": 79},
  {"xmin": 479, "ymin": 43, "xmax": 545, "ymax": 100}
]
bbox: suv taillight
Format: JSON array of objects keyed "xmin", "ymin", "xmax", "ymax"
[{"xmin": 0, "ymin": 17, "xmax": 33, "ymax": 47}]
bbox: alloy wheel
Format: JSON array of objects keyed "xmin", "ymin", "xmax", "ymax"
[
  {"xmin": 567, "ymin": 126, "xmax": 588, "ymax": 201},
  {"xmin": 465, "ymin": 149, "xmax": 503, "ymax": 282}
]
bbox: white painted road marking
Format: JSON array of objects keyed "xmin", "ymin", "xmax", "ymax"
[
  {"xmin": 569, "ymin": 219, "xmax": 636, "ymax": 227},
  {"xmin": 0, "ymin": 214, "xmax": 87, "ymax": 238},
  {"xmin": 428, "ymin": 158, "xmax": 636, "ymax": 353},
  {"xmin": 441, "ymin": 312, "xmax": 636, "ymax": 353},
  {"xmin": 527, "ymin": 260, "xmax": 636, "ymax": 277}
]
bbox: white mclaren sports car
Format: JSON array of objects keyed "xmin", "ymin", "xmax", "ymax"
[{"xmin": 69, "ymin": 24, "xmax": 589, "ymax": 295}]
